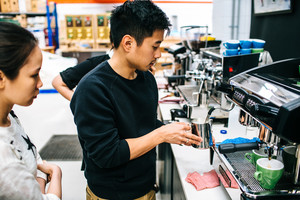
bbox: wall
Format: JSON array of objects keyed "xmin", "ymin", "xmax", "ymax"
[
  {"xmin": 250, "ymin": 0, "xmax": 300, "ymax": 61},
  {"xmin": 212, "ymin": 0, "xmax": 252, "ymax": 41},
  {"xmin": 56, "ymin": 1, "xmax": 255, "ymax": 45},
  {"xmin": 56, "ymin": 2, "xmax": 213, "ymax": 39}
]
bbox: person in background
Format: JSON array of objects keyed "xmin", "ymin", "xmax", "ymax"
[
  {"xmin": 52, "ymin": 53, "xmax": 111, "ymax": 101},
  {"xmin": 52, "ymin": 49, "xmax": 156, "ymax": 101},
  {"xmin": 70, "ymin": 1, "xmax": 202, "ymax": 200},
  {"xmin": 0, "ymin": 21, "xmax": 62, "ymax": 200}
]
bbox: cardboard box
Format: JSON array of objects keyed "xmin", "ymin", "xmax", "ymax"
[
  {"xmin": 10, "ymin": 0, "xmax": 18, "ymax": 12},
  {"xmin": 25, "ymin": 0, "xmax": 31, "ymax": 12},
  {"xmin": 31, "ymin": 0, "xmax": 37, "ymax": 12},
  {"xmin": 36, "ymin": 0, "xmax": 46, "ymax": 13},
  {"xmin": 1, "ymin": 0, "xmax": 12, "ymax": 12}
]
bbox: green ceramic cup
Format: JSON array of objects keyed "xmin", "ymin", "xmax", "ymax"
[
  {"xmin": 254, "ymin": 158, "xmax": 284, "ymax": 189},
  {"xmin": 251, "ymin": 48, "xmax": 264, "ymax": 53},
  {"xmin": 245, "ymin": 149, "xmax": 268, "ymax": 166}
]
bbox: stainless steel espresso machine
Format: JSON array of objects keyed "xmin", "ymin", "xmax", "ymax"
[
  {"xmin": 169, "ymin": 45, "xmax": 261, "ymax": 122},
  {"xmin": 212, "ymin": 58, "xmax": 300, "ymax": 199}
]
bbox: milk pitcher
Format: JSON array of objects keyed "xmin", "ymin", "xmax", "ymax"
[{"xmin": 191, "ymin": 121, "xmax": 213, "ymax": 149}]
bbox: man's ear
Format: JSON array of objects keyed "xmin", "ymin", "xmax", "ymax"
[
  {"xmin": 0, "ymin": 70, "xmax": 6, "ymax": 89},
  {"xmin": 121, "ymin": 35, "xmax": 134, "ymax": 52}
]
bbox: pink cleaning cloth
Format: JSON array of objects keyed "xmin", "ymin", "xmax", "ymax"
[
  {"xmin": 217, "ymin": 170, "xmax": 239, "ymax": 189},
  {"xmin": 185, "ymin": 170, "xmax": 220, "ymax": 191}
]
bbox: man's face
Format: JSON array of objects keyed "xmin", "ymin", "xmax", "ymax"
[{"xmin": 128, "ymin": 29, "xmax": 164, "ymax": 72}]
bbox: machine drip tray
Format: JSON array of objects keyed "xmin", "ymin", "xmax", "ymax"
[
  {"xmin": 177, "ymin": 85, "xmax": 200, "ymax": 105},
  {"xmin": 223, "ymin": 151, "xmax": 300, "ymax": 193}
]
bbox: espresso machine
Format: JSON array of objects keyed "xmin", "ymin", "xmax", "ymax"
[
  {"xmin": 170, "ymin": 46, "xmax": 261, "ymax": 122},
  {"xmin": 212, "ymin": 58, "xmax": 300, "ymax": 199},
  {"xmin": 168, "ymin": 26, "xmax": 224, "ymax": 121}
]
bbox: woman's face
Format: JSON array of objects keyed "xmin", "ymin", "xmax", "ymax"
[{"xmin": 5, "ymin": 45, "xmax": 43, "ymax": 106}]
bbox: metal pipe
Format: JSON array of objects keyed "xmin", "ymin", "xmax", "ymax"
[
  {"xmin": 294, "ymin": 144, "xmax": 300, "ymax": 184},
  {"xmin": 236, "ymin": 0, "xmax": 240, "ymax": 39},
  {"xmin": 231, "ymin": 0, "xmax": 236, "ymax": 39}
]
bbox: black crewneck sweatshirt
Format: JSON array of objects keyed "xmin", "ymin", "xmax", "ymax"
[{"xmin": 70, "ymin": 61, "xmax": 163, "ymax": 199}]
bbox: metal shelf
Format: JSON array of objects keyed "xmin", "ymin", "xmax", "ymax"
[
  {"xmin": 0, "ymin": 12, "xmax": 52, "ymax": 17},
  {"xmin": 0, "ymin": 1, "xmax": 58, "ymax": 50}
]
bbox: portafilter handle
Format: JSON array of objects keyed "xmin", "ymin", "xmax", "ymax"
[
  {"xmin": 215, "ymin": 82, "xmax": 234, "ymax": 97},
  {"xmin": 218, "ymin": 142, "xmax": 259, "ymax": 154}
]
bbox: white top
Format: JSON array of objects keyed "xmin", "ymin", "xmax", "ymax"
[{"xmin": 0, "ymin": 113, "xmax": 60, "ymax": 200}]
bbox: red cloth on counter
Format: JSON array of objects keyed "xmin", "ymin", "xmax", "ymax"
[
  {"xmin": 185, "ymin": 170, "xmax": 220, "ymax": 191},
  {"xmin": 217, "ymin": 170, "xmax": 239, "ymax": 189},
  {"xmin": 158, "ymin": 94, "xmax": 184, "ymax": 104}
]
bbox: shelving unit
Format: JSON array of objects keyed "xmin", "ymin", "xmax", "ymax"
[
  {"xmin": 46, "ymin": 0, "xmax": 58, "ymax": 49},
  {"xmin": 0, "ymin": 0, "xmax": 59, "ymax": 50},
  {"xmin": 0, "ymin": 12, "xmax": 50, "ymax": 16}
]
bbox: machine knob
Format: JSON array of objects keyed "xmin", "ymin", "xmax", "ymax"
[
  {"xmin": 170, "ymin": 109, "xmax": 187, "ymax": 121},
  {"xmin": 216, "ymin": 82, "xmax": 234, "ymax": 97},
  {"xmin": 183, "ymin": 104, "xmax": 193, "ymax": 119},
  {"xmin": 232, "ymin": 87, "xmax": 248, "ymax": 105},
  {"xmin": 251, "ymin": 104, "xmax": 279, "ymax": 126},
  {"xmin": 252, "ymin": 104, "xmax": 279, "ymax": 117}
]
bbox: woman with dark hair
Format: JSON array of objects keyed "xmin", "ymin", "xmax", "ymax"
[{"xmin": 0, "ymin": 22, "xmax": 62, "ymax": 200}]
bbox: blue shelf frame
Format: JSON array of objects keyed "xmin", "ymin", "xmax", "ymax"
[
  {"xmin": 46, "ymin": 1, "xmax": 59, "ymax": 49},
  {"xmin": 0, "ymin": 1, "xmax": 59, "ymax": 50}
]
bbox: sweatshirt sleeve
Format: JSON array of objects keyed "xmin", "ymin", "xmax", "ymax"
[
  {"xmin": 60, "ymin": 61, "xmax": 92, "ymax": 90},
  {"xmin": 0, "ymin": 142, "xmax": 60, "ymax": 200},
  {"xmin": 60, "ymin": 55, "xmax": 109, "ymax": 90},
  {"xmin": 156, "ymin": 119, "xmax": 164, "ymax": 128},
  {"xmin": 70, "ymin": 75, "xmax": 130, "ymax": 169}
]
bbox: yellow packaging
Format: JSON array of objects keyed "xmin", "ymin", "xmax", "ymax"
[
  {"xmin": 10, "ymin": 0, "xmax": 18, "ymax": 12},
  {"xmin": 1, "ymin": 0, "xmax": 11, "ymax": 12}
]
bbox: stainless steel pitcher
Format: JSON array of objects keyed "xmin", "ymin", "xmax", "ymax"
[{"xmin": 191, "ymin": 122, "xmax": 213, "ymax": 149}]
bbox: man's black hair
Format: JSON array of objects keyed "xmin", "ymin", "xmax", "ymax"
[{"xmin": 110, "ymin": 0, "xmax": 171, "ymax": 49}]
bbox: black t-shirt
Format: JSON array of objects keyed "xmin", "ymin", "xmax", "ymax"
[
  {"xmin": 60, "ymin": 54, "xmax": 110, "ymax": 90},
  {"xmin": 70, "ymin": 61, "xmax": 163, "ymax": 199}
]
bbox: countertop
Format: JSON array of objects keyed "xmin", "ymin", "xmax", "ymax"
[
  {"xmin": 158, "ymin": 99, "xmax": 243, "ymax": 200},
  {"xmin": 171, "ymin": 144, "xmax": 240, "ymax": 200}
]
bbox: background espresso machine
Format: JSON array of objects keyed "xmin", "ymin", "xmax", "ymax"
[
  {"xmin": 213, "ymin": 58, "xmax": 300, "ymax": 199},
  {"xmin": 168, "ymin": 45, "xmax": 261, "ymax": 122}
]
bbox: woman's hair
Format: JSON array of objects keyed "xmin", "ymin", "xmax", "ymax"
[
  {"xmin": 110, "ymin": 0, "xmax": 171, "ymax": 49},
  {"xmin": 0, "ymin": 22, "xmax": 38, "ymax": 80}
]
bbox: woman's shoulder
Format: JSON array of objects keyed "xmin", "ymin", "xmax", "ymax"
[
  {"xmin": 0, "ymin": 140, "xmax": 22, "ymax": 164},
  {"xmin": 0, "ymin": 114, "xmax": 24, "ymax": 162},
  {"xmin": 0, "ymin": 140, "xmax": 13, "ymax": 153},
  {"xmin": 0, "ymin": 114, "xmax": 17, "ymax": 141}
]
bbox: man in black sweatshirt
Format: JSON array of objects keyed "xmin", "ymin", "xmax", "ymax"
[{"xmin": 70, "ymin": 1, "xmax": 202, "ymax": 199}]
